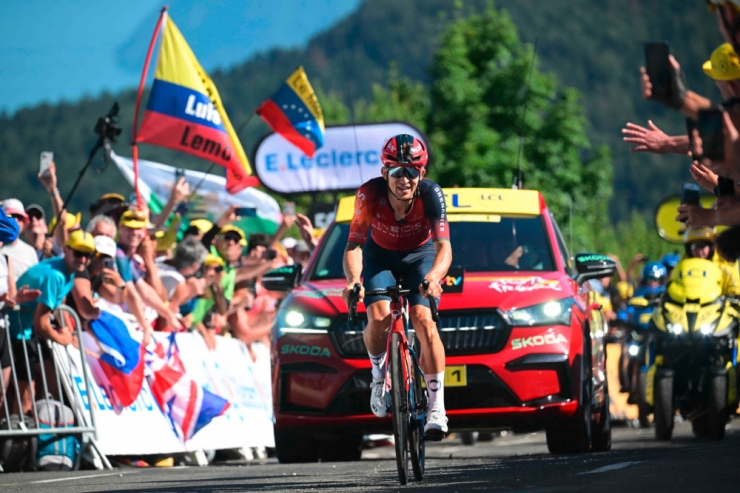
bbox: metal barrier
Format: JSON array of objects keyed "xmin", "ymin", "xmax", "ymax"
[{"xmin": 0, "ymin": 304, "xmax": 111, "ymax": 470}]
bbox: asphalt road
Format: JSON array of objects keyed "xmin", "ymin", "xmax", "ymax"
[{"xmin": 3, "ymin": 420, "xmax": 740, "ymax": 492}]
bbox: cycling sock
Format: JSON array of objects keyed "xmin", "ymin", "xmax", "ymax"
[
  {"xmin": 368, "ymin": 351, "xmax": 387, "ymax": 380},
  {"xmin": 425, "ymin": 372, "xmax": 445, "ymax": 411}
]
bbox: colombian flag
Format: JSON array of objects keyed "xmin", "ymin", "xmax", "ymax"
[
  {"xmin": 136, "ymin": 15, "xmax": 257, "ymax": 193},
  {"xmin": 256, "ymin": 67, "xmax": 325, "ymax": 158}
]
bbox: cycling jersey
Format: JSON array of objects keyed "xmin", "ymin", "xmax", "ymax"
[{"xmin": 348, "ymin": 177, "xmax": 449, "ymax": 251}]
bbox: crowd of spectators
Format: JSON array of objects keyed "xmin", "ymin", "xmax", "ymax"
[{"xmin": 0, "ymin": 160, "xmax": 322, "ymax": 418}]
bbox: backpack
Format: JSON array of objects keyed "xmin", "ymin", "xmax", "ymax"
[
  {"xmin": 0, "ymin": 414, "xmax": 38, "ymax": 472},
  {"xmin": 36, "ymin": 399, "xmax": 79, "ymax": 471}
]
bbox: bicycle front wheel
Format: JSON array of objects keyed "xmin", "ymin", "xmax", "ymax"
[{"xmin": 390, "ymin": 332, "xmax": 409, "ymax": 485}]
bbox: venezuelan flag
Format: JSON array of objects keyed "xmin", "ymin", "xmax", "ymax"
[
  {"xmin": 136, "ymin": 15, "xmax": 257, "ymax": 193},
  {"xmin": 256, "ymin": 67, "xmax": 325, "ymax": 158}
]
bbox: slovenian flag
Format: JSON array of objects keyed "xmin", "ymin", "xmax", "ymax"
[
  {"xmin": 135, "ymin": 13, "xmax": 258, "ymax": 194},
  {"xmin": 147, "ymin": 334, "xmax": 229, "ymax": 443},
  {"xmin": 256, "ymin": 67, "xmax": 325, "ymax": 158},
  {"xmin": 88, "ymin": 311, "xmax": 146, "ymax": 408}
]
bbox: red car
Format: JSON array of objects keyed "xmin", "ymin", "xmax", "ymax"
[{"xmin": 265, "ymin": 188, "xmax": 616, "ymax": 462}]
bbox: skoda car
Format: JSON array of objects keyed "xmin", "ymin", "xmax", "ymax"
[{"xmin": 267, "ymin": 188, "xmax": 616, "ymax": 462}]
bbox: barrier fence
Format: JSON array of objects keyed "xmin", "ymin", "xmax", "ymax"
[{"xmin": 0, "ymin": 304, "xmax": 274, "ymax": 471}]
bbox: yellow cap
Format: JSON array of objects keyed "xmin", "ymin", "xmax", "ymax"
[
  {"xmin": 65, "ymin": 230, "xmax": 95, "ymax": 253},
  {"xmin": 703, "ymin": 43, "xmax": 740, "ymax": 81},
  {"xmin": 118, "ymin": 210, "xmax": 148, "ymax": 229},
  {"xmin": 98, "ymin": 193, "xmax": 125, "ymax": 202},
  {"xmin": 189, "ymin": 219, "xmax": 213, "ymax": 235},
  {"xmin": 204, "ymin": 253, "xmax": 225, "ymax": 267},
  {"xmin": 49, "ymin": 212, "xmax": 81, "ymax": 232},
  {"xmin": 684, "ymin": 226, "xmax": 716, "ymax": 243},
  {"xmin": 218, "ymin": 225, "xmax": 247, "ymax": 246}
]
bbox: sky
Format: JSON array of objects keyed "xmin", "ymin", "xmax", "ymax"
[{"xmin": 0, "ymin": 0, "xmax": 360, "ymax": 115}]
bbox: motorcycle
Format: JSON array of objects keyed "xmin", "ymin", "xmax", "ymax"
[
  {"xmin": 647, "ymin": 258, "xmax": 739, "ymax": 440},
  {"xmin": 618, "ymin": 287, "xmax": 663, "ymax": 428}
]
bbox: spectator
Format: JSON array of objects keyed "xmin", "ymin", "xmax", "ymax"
[
  {"xmin": 89, "ymin": 193, "xmax": 125, "ymax": 219},
  {"xmin": 157, "ymin": 237, "xmax": 208, "ymax": 308},
  {"xmin": 8, "ymin": 230, "xmax": 94, "ymax": 415},
  {"xmin": 38, "ymin": 161, "xmax": 75, "ymax": 249},
  {"xmin": 89, "ymin": 235, "xmax": 152, "ymax": 346},
  {"xmin": 86, "ymin": 214, "xmax": 117, "ymax": 239},
  {"xmin": 115, "ymin": 210, "xmax": 181, "ymax": 330},
  {"xmin": 1, "ymin": 199, "xmax": 38, "ymax": 278},
  {"xmin": 291, "ymin": 240, "xmax": 312, "ymax": 267},
  {"xmin": 23, "ymin": 204, "xmax": 62, "ymax": 261},
  {"xmin": 193, "ymin": 254, "xmax": 228, "ymax": 350},
  {"xmin": 182, "ymin": 219, "xmax": 213, "ymax": 241}
]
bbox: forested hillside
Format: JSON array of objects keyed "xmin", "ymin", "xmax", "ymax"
[{"xmin": 0, "ymin": 0, "xmax": 722, "ymax": 224}]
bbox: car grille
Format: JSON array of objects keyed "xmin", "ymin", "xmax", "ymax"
[{"xmin": 330, "ymin": 311, "xmax": 510, "ymax": 358}]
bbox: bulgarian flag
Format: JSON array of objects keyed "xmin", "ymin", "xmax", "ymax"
[{"xmin": 112, "ymin": 151, "xmax": 281, "ymax": 234}]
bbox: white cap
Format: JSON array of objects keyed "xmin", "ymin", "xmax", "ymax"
[
  {"xmin": 1, "ymin": 198, "xmax": 27, "ymax": 220},
  {"xmin": 94, "ymin": 235, "xmax": 117, "ymax": 258},
  {"xmin": 281, "ymin": 237, "xmax": 298, "ymax": 250}
]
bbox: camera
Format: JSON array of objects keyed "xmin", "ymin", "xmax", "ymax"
[{"xmin": 92, "ymin": 102, "xmax": 123, "ymax": 173}]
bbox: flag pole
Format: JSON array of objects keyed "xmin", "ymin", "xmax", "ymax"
[{"xmin": 131, "ymin": 6, "xmax": 168, "ymax": 209}]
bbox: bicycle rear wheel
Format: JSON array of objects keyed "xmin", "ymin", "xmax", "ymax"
[
  {"xmin": 409, "ymin": 349, "xmax": 426, "ymax": 481},
  {"xmin": 390, "ymin": 332, "xmax": 409, "ymax": 485}
]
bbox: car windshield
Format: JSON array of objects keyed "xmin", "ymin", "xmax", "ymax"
[{"xmin": 309, "ymin": 216, "xmax": 556, "ymax": 280}]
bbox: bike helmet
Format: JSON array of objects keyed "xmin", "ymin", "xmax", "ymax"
[
  {"xmin": 381, "ymin": 134, "xmax": 428, "ymax": 168},
  {"xmin": 683, "ymin": 226, "xmax": 716, "ymax": 244},
  {"xmin": 641, "ymin": 261, "xmax": 668, "ymax": 284},
  {"xmin": 660, "ymin": 253, "xmax": 680, "ymax": 270}
]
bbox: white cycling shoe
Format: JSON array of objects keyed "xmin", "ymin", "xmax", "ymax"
[
  {"xmin": 424, "ymin": 407, "xmax": 448, "ymax": 441},
  {"xmin": 370, "ymin": 378, "xmax": 388, "ymax": 418}
]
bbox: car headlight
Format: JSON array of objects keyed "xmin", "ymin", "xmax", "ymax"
[
  {"xmin": 278, "ymin": 310, "xmax": 332, "ymax": 336},
  {"xmin": 505, "ymin": 298, "xmax": 575, "ymax": 327}
]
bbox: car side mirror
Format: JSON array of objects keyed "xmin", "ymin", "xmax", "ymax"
[
  {"xmin": 574, "ymin": 253, "xmax": 617, "ymax": 285},
  {"xmin": 262, "ymin": 264, "xmax": 302, "ymax": 292}
]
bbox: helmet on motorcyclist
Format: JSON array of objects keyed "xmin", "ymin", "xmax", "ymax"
[
  {"xmin": 683, "ymin": 226, "xmax": 716, "ymax": 259},
  {"xmin": 641, "ymin": 261, "xmax": 668, "ymax": 285}
]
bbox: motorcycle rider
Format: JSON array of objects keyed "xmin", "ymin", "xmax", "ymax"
[{"xmin": 681, "ymin": 227, "xmax": 740, "ymax": 296}]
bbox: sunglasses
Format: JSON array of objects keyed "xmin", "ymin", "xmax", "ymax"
[
  {"xmin": 72, "ymin": 250, "xmax": 93, "ymax": 259},
  {"xmin": 214, "ymin": 266, "xmax": 224, "ymax": 274},
  {"xmin": 387, "ymin": 166, "xmax": 421, "ymax": 180},
  {"xmin": 27, "ymin": 211, "xmax": 44, "ymax": 220},
  {"xmin": 222, "ymin": 233, "xmax": 243, "ymax": 243}
]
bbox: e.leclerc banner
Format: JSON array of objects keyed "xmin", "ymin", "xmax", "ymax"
[{"xmin": 253, "ymin": 122, "xmax": 427, "ymax": 194}]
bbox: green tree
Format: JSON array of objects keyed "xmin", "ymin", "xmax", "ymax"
[{"xmin": 425, "ymin": 6, "xmax": 613, "ymax": 251}]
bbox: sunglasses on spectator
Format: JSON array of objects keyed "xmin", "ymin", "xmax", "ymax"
[
  {"xmin": 690, "ymin": 242, "xmax": 712, "ymax": 250},
  {"xmin": 387, "ymin": 166, "xmax": 421, "ymax": 179},
  {"xmin": 222, "ymin": 232, "xmax": 243, "ymax": 243},
  {"xmin": 10, "ymin": 214, "xmax": 26, "ymax": 223},
  {"xmin": 27, "ymin": 211, "xmax": 43, "ymax": 220},
  {"xmin": 72, "ymin": 250, "xmax": 93, "ymax": 259},
  {"xmin": 214, "ymin": 266, "xmax": 224, "ymax": 274}
]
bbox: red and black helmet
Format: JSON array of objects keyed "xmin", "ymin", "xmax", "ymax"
[{"xmin": 380, "ymin": 134, "xmax": 428, "ymax": 168}]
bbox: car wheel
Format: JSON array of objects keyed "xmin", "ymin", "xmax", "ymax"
[
  {"xmin": 654, "ymin": 372, "xmax": 674, "ymax": 441},
  {"xmin": 592, "ymin": 380, "xmax": 612, "ymax": 452},
  {"xmin": 546, "ymin": 377, "xmax": 592, "ymax": 454},
  {"xmin": 706, "ymin": 373, "xmax": 728, "ymax": 440},
  {"xmin": 274, "ymin": 428, "xmax": 320, "ymax": 463},
  {"xmin": 318, "ymin": 434, "xmax": 363, "ymax": 462},
  {"xmin": 477, "ymin": 432, "xmax": 495, "ymax": 442},
  {"xmin": 460, "ymin": 432, "xmax": 477, "ymax": 446},
  {"xmin": 637, "ymin": 370, "xmax": 651, "ymax": 429},
  {"xmin": 691, "ymin": 415, "xmax": 708, "ymax": 439}
]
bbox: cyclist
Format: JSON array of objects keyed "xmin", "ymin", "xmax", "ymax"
[{"xmin": 342, "ymin": 134, "xmax": 452, "ymax": 440}]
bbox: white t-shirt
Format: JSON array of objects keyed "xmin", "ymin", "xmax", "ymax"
[
  {"xmin": 0, "ymin": 254, "xmax": 8, "ymax": 310},
  {"xmin": 1, "ymin": 240, "xmax": 38, "ymax": 279},
  {"xmin": 155, "ymin": 259, "xmax": 185, "ymax": 300}
]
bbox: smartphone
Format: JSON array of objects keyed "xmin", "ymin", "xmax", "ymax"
[
  {"xmin": 686, "ymin": 117, "xmax": 697, "ymax": 156},
  {"xmin": 103, "ymin": 257, "xmax": 115, "ymax": 270},
  {"xmin": 644, "ymin": 42, "xmax": 672, "ymax": 102},
  {"xmin": 681, "ymin": 183, "xmax": 702, "ymax": 206},
  {"xmin": 718, "ymin": 176, "xmax": 736, "ymax": 197},
  {"xmin": 40, "ymin": 151, "xmax": 53, "ymax": 177},
  {"xmin": 262, "ymin": 249, "xmax": 278, "ymax": 260},
  {"xmin": 697, "ymin": 108, "xmax": 725, "ymax": 161},
  {"xmin": 175, "ymin": 168, "xmax": 186, "ymax": 180},
  {"xmin": 234, "ymin": 206, "xmax": 257, "ymax": 217},
  {"xmin": 282, "ymin": 201, "xmax": 296, "ymax": 218}
]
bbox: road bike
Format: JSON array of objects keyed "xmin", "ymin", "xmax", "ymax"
[{"xmin": 348, "ymin": 280, "xmax": 439, "ymax": 485}]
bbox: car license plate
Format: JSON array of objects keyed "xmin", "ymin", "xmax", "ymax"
[{"xmin": 444, "ymin": 365, "xmax": 467, "ymax": 387}]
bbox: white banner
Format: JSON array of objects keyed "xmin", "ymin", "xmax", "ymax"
[
  {"xmin": 254, "ymin": 122, "xmax": 425, "ymax": 193},
  {"xmin": 60, "ymin": 333, "xmax": 274, "ymax": 456}
]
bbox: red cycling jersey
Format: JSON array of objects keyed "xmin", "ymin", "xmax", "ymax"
[{"xmin": 348, "ymin": 177, "xmax": 450, "ymax": 251}]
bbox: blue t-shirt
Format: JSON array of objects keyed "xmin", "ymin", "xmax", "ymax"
[
  {"xmin": 9, "ymin": 257, "xmax": 75, "ymax": 340},
  {"xmin": 115, "ymin": 246, "xmax": 144, "ymax": 284}
]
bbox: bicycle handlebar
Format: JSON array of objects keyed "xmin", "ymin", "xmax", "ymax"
[
  {"xmin": 347, "ymin": 281, "xmax": 439, "ymax": 326},
  {"xmin": 421, "ymin": 280, "xmax": 439, "ymax": 323}
]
